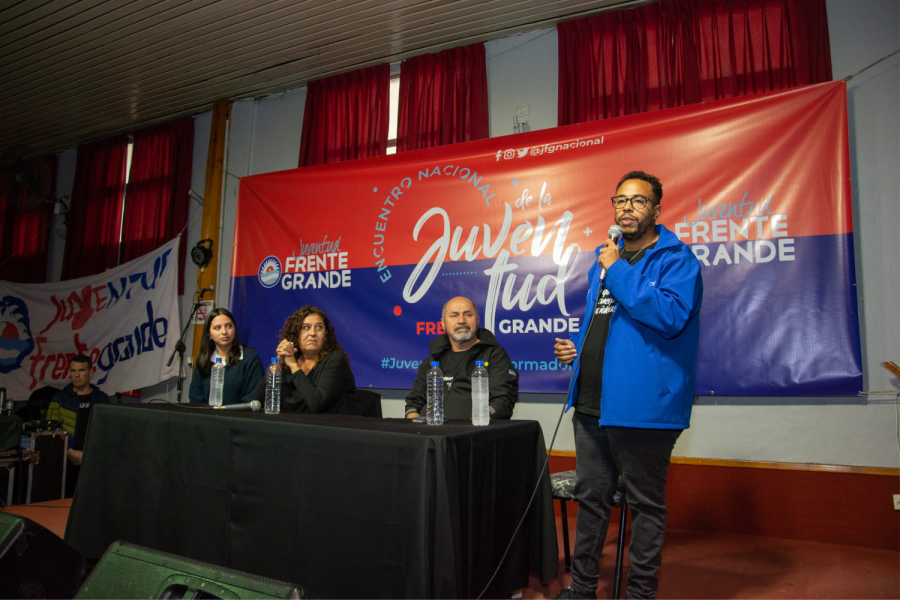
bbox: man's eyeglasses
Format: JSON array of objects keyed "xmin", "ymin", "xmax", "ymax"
[{"xmin": 610, "ymin": 195, "xmax": 654, "ymax": 209}]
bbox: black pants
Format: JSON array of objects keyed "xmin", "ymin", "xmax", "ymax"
[{"xmin": 570, "ymin": 411, "xmax": 681, "ymax": 599}]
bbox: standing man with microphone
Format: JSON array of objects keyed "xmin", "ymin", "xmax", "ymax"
[{"xmin": 553, "ymin": 171, "xmax": 703, "ymax": 599}]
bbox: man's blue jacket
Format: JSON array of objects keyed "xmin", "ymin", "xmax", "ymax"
[{"xmin": 566, "ymin": 224, "xmax": 703, "ymax": 430}]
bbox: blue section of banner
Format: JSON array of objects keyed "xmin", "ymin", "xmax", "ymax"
[
  {"xmin": 232, "ymin": 232, "xmax": 861, "ymax": 396},
  {"xmin": 232, "ymin": 250, "xmax": 583, "ymax": 392},
  {"xmin": 694, "ymin": 232, "xmax": 861, "ymax": 396}
]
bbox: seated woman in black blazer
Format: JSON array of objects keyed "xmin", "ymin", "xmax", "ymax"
[{"xmin": 255, "ymin": 305, "xmax": 358, "ymax": 413}]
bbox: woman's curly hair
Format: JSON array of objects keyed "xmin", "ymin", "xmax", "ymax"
[{"xmin": 279, "ymin": 305, "xmax": 345, "ymax": 363}]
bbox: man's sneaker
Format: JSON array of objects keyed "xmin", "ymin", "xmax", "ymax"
[{"xmin": 552, "ymin": 587, "xmax": 595, "ymax": 599}]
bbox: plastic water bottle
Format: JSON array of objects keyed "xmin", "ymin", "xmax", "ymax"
[
  {"xmin": 471, "ymin": 360, "xmax": 490, "ymax": 426},
  {"xmin": 209, "ymin": 358, "xmax": 225, "ymax": 407},
  {"xmin": 0, "ymin": 387, "xmax": 11, "ymax": 417},
  {"xmin": 265, "ymin": 358, "xmax": 281, "ymax": 414},
  {"xmin": 426, "ymin": 361, "xmax": 444, "ymax": 425}
]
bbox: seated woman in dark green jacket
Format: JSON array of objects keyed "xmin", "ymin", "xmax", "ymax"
[{"xmin": 189, "ymin": 308, "xmax": 264, "ymax": 406}]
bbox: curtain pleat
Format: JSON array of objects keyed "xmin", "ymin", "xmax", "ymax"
[
  {"xmin": 299, "ymin": 64, "xmax": 390, "ymax": 167},
  {"xmin": 121, "ymin": 117, "xmax": 194, "ymax": 294},
  {"xmin": 558, "ymin": 0, "xmax": 833, "ymax": 126},
  {"xmin": 397, "ymin": 43, "xmax": 489, "ymax": 153},
  {"xmin": 0, "ymin": 154, "xmax": 56, "ymax": 283},
  {"xmin": 62, "ymin": 136, "xmax": 128, "ymax": 280}
]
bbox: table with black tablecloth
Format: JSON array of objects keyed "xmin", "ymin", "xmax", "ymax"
[{"xmin": 65, "ymin": 403, "xmax": 558, "ymax": 598}]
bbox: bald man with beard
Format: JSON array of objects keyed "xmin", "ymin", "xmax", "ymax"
[{"xmin": 405, "ymin": 296, "xmax": 519, "ymax": 420}]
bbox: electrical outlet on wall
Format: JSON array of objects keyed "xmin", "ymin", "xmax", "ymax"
[{"xmin": 893, "ymin": 494, "xmax": 900, "ymax": 511}]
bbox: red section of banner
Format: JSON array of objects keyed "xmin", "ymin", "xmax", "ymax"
[{"xmin": 235, "ymin": 82, "xmax": 850, "ymax": 277}]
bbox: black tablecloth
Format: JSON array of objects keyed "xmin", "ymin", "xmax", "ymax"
[{"xmin": 65, "ymin": 403, "xmax": 558, "ymax": 598}]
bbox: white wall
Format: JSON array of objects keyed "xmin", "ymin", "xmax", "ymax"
[
  {"xmin": 46, "ymin": 148, "xmax": 76, "ymax": 282},
  {"xmin": 487, "ymin": 27, "xmax": 559, "ymax": 136},
  {"xmin": 829, "ymin": 0, "xmax": 900, "ymax": 396},
  {"xmin": 48, "ymin": 0, "xmax": 900, "ymax": 467},
  {"xmin": 247, "ymin": 88, "xmax": 306, "ymax": 176}
]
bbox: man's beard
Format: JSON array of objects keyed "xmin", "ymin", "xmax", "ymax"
[
  {"xmin": 621, "ymin": 217, "xmax": 653, "ymax": 242},
  {"xmin": 449, "ymin": 326, "xmax": 474, "ymax": 343}
]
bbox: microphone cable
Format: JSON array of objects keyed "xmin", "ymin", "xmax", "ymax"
[{"xmin": 476, "ymin": 307, "xmax": 600, "ymax": 599}]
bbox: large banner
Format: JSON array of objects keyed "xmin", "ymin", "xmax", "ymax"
[
  {"xmin": 0, "ymin": 238, "xmax": 180, "ymax": 398},
  {"xmin": 232, "ymin": 81, "xmax": 861, "ymax": 396}
]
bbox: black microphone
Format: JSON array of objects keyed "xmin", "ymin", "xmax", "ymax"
[
  {"xmin": 198, "ymin": 285, "xmax": 215, "ymax": 296},
  {"xmin": 212, "ymin": 400, "xmax": 262, "ymax": 412},
  {"xmin": 599, "ymin": 225, "xmax": 624, "ymax": 281}
]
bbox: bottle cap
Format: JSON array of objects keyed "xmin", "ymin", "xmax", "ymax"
[
  {"xmin": 271, "ymin": 357, "xmax": 278, "ymax": 363},
  {"xmin": 216, "ymin": 357, "xmax": 222, "ymax": 363},
  {"xmin": 475, "ymin": 360, "xmax": 484, "ymax": 367},
  {"xmin": 431, "ymin": 361, "xmax": 439, "ymax": 367}
]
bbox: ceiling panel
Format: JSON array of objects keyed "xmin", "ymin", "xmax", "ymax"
[{"xmin": 0, "ymin": 0, "xmax": 643, "ymax": 154}]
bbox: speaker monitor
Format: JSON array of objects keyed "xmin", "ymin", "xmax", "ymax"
[
  {"xmin": 76, "ymin": 540, "xmax": 308, "ymax": 599},
  {"xmin": 0, "ymin": 511, "xmax": 87, "ymax": 599},
  {"xmin": 26, "ymin": 430, "xmax": 68, "ymax": 503}
]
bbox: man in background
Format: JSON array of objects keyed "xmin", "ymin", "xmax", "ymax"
[{"xmin": 47, "ymin": 354, "xmax": 110, "ymax": 497}]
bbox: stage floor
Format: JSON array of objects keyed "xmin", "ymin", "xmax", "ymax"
[
  {"xmin": 2, "ymin": 497, "xmax": 71, "ymax": 538},
  {"xmin": 2, "ymin": 497, "xmax": 897, "ymax": 599}
]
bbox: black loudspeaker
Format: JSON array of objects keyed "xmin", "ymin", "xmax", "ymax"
[
  {"xmin": 0, "ymin": 512, "xmax": 87, "ymax": 599},
  {"xmin": 26, "ymin": 430, "xmax": 68, "ymax": 503},
  {"xmin": 76, "ymin": 541, "xmax": 309, "ymax": 599}
]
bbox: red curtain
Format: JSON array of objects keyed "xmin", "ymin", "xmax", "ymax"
[
  {"xmin": 558, "ymin": 0, "xmax": 833, "ymax": 125},
  {"xmin": 398, "ymin": 43, "xmax": 489, "ymax": 152},
  {"xmin": 299, "ymin": 63, "xmax": 390, "ymax": 167},
  {"xmin": 62, "ymin": 136, "xmax": 128, "ymax": 280},
  {"xmin": 121, "ymin": 117, "xmax": 194, "ymax": 294},
  {"xmin": 0, "ymin": 154, "xmax": 57, "ymax": 283}
]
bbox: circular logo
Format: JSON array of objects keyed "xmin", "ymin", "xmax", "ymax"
[
  {"xmin": 0, "ymin": 295, "xmax": 35, "ymax": 374},
  {"xmin": 257, "ymin": 256, "xmax": 282, "ymax": 288},
  {"xmin": 19, "ymin": 580, "xmax": 46, "ymax": 599}
]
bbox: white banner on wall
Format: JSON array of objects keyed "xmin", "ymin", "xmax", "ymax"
[{"xmin": 0, "ymin": 237, "xmax": 181, "ymax": 399}]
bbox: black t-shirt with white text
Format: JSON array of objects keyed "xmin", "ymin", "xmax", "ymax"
[
  {"xmin": 438, "ymin": 349, "xmax": 469, "ymax": 393},
  {"xmin": 576, "ymin": 244, "xmax": 655, "ymax": 416},
  {"xmin": 73, "ymin": 393, "xmax": 97, "ymax": 451}
]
